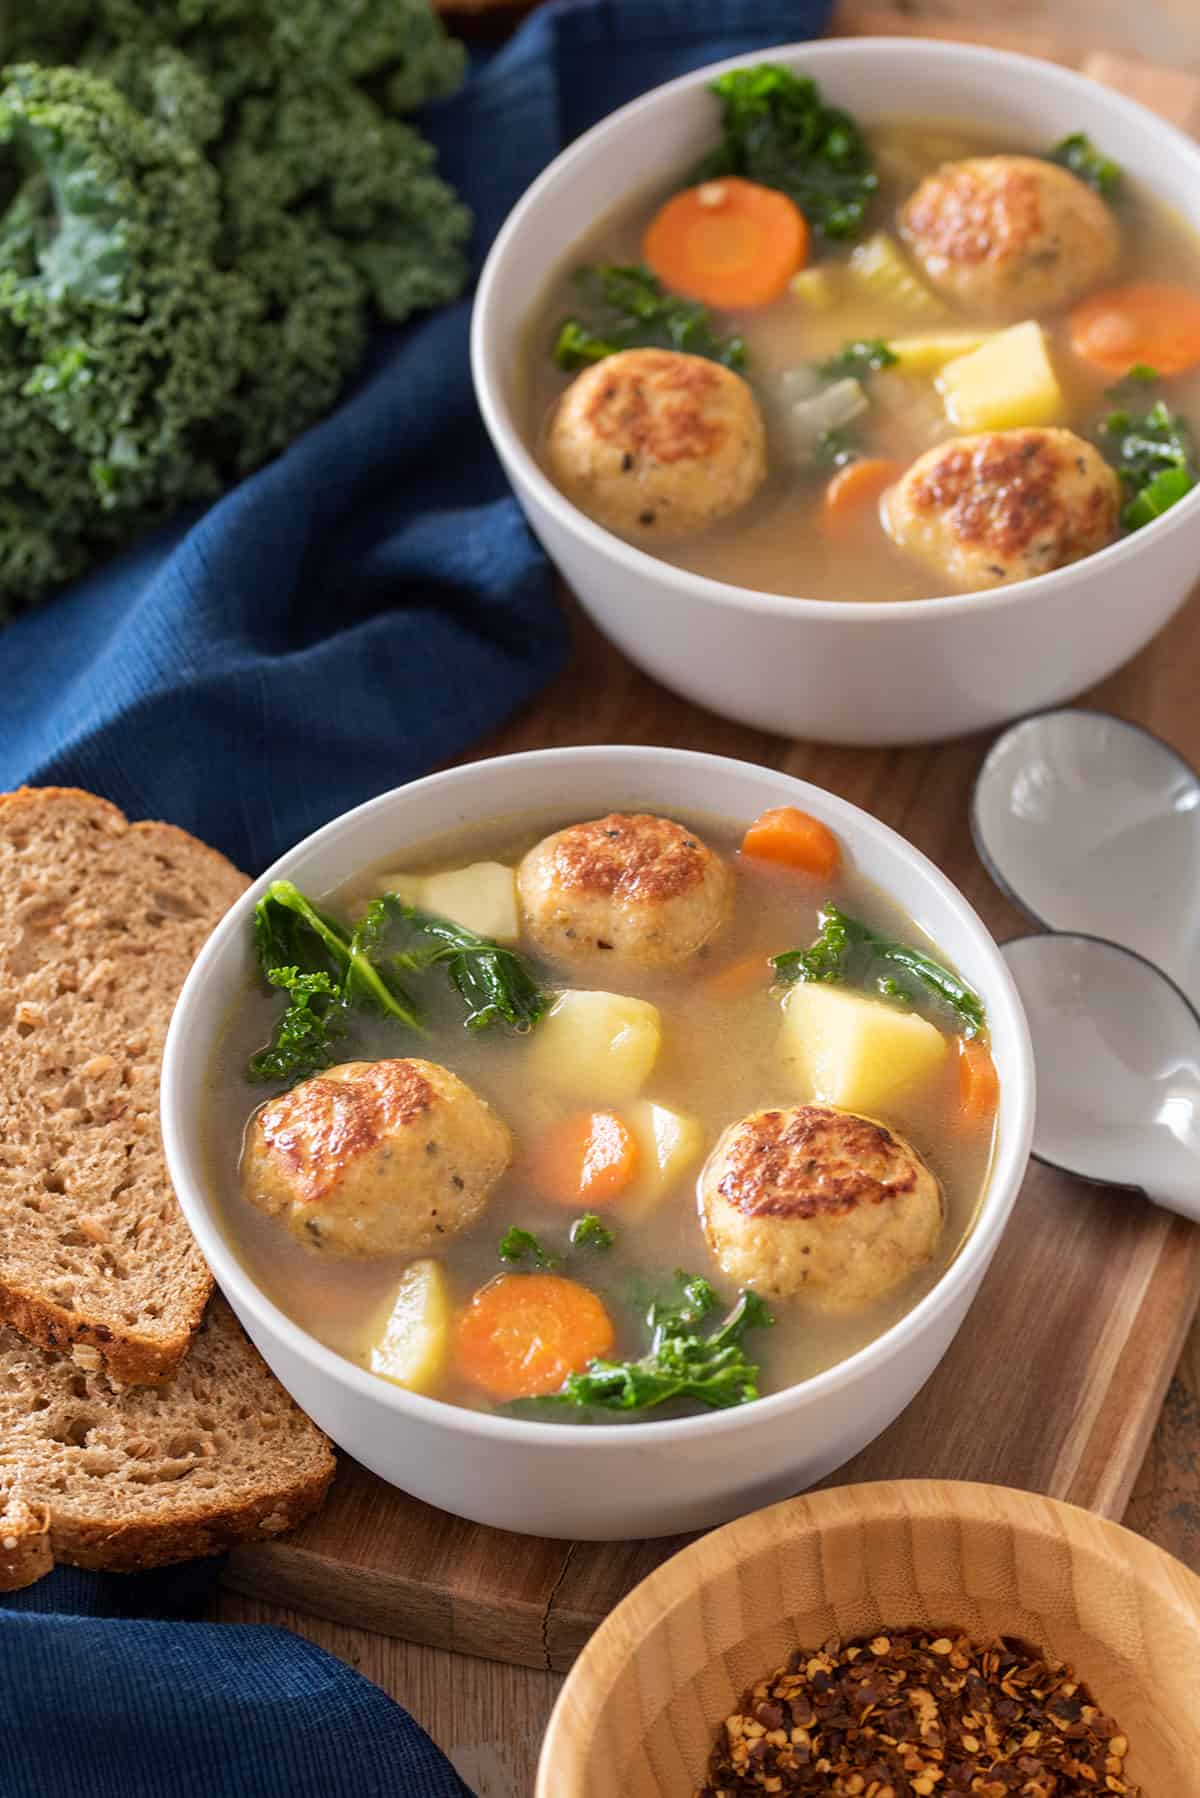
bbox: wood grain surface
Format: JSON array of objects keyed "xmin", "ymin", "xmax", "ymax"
[
  {"xmin": 537, "ymin": 1482, "xmax": 1200, "ymax": 1797},
  {"xmin": 214, "ymin": 13, "xmax": 1200, "ymax": 1796}
]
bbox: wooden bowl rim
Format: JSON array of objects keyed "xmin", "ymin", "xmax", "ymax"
[{"xmin": 537, "ymin": 1478, "xmax": 1200, "ymax": 1794}]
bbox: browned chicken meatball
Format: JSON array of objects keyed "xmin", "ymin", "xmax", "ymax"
[
  {"xmin": 900, "ymin": 155, "xmax": 1119, "ymax": 319},
  {"xmin": 242, "ymin": 1059, "xmax": 512, "ymax": 1256},
  {"xmin": 517, "ymin": 812, "xmax": 733, "ymax": 971},
  {"xmin": 546, "ymin": 348, "xmax": 766, "ymax": 537},
  {"xmin": 884, "ymin": 427, "xmax": 1120, "ymax": 591},
  {"xmin": 700, "ymin": 1104, "xmax": 943, "ymax": 1310}
]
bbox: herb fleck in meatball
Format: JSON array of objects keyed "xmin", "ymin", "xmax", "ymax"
[
  {"xmin": 242, "ymin": 1059, "xmax": 512, "ymax": 1256},
  {"xmin": 884, "ymin": 427, "xmax": 1120, "ymax": 591},
  {"xmin": 546, "ymin": 348, "xmax": 766, "ymax": 537},
  {"xmin": 700, "ymin": 1103, "xmax": 943, "ymax": 1310},
  {"xmin": 900, "ymin": 155, "xmax": 1119, "ymax": 319},
  {"xmin": 517, "ymin": 812, "xmax": 732, "ymax": 970}
]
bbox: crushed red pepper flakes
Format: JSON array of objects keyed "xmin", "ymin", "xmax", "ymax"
[{"xmin": 698, "ymin": 1627, "xmax": 1140, "ymax": 1797}]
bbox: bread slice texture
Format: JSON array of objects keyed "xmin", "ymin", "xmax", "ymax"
[
  {"xmin": 0, "ymin": 786, "xmax": 248, "ymax": 1384},
  {"xmin": 0, "ymin": 1295, "xmax": 335, "ymax": 1591}
]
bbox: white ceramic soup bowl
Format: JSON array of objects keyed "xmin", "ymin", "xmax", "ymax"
[
  {"xmin": 161, "ymin": 748, "xmax": 1035, "ymax": 1541},
  {"xmin": 472, "ymin": 40, "xmax": 1200, "ymax": 747}
]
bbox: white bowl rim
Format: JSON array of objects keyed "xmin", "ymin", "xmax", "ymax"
[
  {"xmin": 161, "ymin": 745, "xmax": 1036, "ymax": 1449},
  {"xmin": 471, "ymin": 36, "xmax": 1200, "ymax": 622}
]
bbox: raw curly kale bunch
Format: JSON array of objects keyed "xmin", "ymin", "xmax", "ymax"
[{"xmin": 0, "ymin": 0, "xmax": 471, "ymax": 617}]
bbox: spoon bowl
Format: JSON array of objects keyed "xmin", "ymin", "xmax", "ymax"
[
  {"xmin": 1002, "ymin": 932, "xmax": 1200, "ymax": 1222},
  {"xmin": 974, "ymin": 710, "xmax": 1200, "ymax": 1005}
]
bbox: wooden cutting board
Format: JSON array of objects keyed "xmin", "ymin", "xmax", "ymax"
[{"xmin": 222, "ymin": 15, "xmax": 1200, "ymax": 1676}]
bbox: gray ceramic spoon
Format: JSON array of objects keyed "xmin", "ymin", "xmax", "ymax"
[
  {"xmin": 973, "ymin": 709, "xmax": 1200, "ymax": 1006},
  {"xmin": 1002, "ymin": 933, "xmax": 1200, "ymax": 1223}
]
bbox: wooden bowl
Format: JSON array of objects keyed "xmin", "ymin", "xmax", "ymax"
[{"xmin": 537, "ymin": 1480, "xmax": 1200, "ymax": 1797}]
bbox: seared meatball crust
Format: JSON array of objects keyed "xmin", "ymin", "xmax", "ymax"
[
  {"xmin": 546, "ymin": 347, "xmax": 767, "ymax": 538},
  {"xmin": 700, "ymin": 1103, "xmax": 944, "ymax": 1311},
  {"xmin": 517, "ymin": 812, "xmax": 733, "ymax": 971},
  {"xmin": 242, "ymin": 1058, "xmax": 512, "ymax": 1257},
  {"xmin": 884, "ymin": 427, "xmax": 1120, "ymax": 592},
  {"xmin": 900, "ymin": 155, "xmax": 1119, "ymax": 319}
]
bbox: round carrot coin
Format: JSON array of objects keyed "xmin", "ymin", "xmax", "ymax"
[{"xmin": 455, "ymin": 1273, "xmax": 615, "ymax": 1401}]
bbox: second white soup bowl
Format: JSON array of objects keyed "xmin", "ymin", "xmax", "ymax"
[
  {"xmin": 162, "ymin": 748, "xmax": 1034, "ymax": 1541},
  {"xmin": 472, "ymin": 40, "xmax": 1200, "ymax": 746}
]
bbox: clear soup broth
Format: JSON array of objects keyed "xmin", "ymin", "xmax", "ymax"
[{"xmin": 207, "ymin": 806, "xmax": 997, "ymax": 1423}]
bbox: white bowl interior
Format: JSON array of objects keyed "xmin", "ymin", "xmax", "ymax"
[
  {"xmin": 163, "ymin": 747, "xmax": 1034, "ymax": 1452},
  {"xmin": 473, "ymin": 38, "xmax": 1200, "ymax": 621}
]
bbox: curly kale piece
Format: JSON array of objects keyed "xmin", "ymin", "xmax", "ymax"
[
  {"xmin": 695, "ymin": 64, "xmax": 878, "ymax": 241},
  {"xmin": 499, "ymin": 1227, "xmax": 557, "ymax": 1269},
  {"xmin": 1101, "ymin": 396, "xmax": 1197, "ymax": 532},
  {"xmin": 374, "ymin": 896, "xmax": 550, "ymax": 1035},
  {"xmin": 552, "ymin": 265, "xmax": 746, "ymax": 372},
  {"xmin": 526, "ymin": 1275, "xmax": 774, "ymax": 1415},
  {"xmin": 1046, "ymin": 132, "xmax": 1122, "ymax": 201},
  {"xmin": 818, "ymin": 339, "xmax": 898, "ymax": 380},
  {"xmin": 570, "ymin": 1213, "xmax": 614, "ymax": 1252},
  {"xmin": 0, "ymin": 0, "xmax": 470, "ymax": 619},
  {"xmin": 773, "ymin": 904, "xmax": 987, "ymax": 1039}
]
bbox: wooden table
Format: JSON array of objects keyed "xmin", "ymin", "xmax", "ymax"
[{"xmin": 213, "ymin": 4, "xmax": 1200, "ymax": 1792}]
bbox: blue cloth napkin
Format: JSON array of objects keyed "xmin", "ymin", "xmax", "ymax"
[{"xmin": 0, "ymin": 1, "xmax": 832, "ymax": 1792}]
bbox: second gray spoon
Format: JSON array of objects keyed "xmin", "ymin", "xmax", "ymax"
[
  {"xmin": 973, "ymin": 709, "xmax": 1200, "ymax": 1006},
  {"xmin": 1002, "ymin": 933, "xmax": 1200, "ymax": 1224}
]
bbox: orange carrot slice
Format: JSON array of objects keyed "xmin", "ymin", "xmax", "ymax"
[
  {"xmin": 1068, "ymin": 281, "xmax": 1200, "ymax": 377},
  {"xmin": 823, "ymin": 457, "xmax": 902, "ymax": 533},
  {"xmin": 741, "ymin": 806, "xmax": 841, "ymax": 879},
  {"xmin": 642, "ymin": 177, "xmax": 809, "ymax": 311},
  {"xmin": 455, "ymin": 1273, "xmax": 614, "ymax": 1401},
  {"xmin": 528, "ymin": 1111, "xmax": 638, "ymax": 1208},
  {"xmin": 957, "ymin": 1036, "xmax": 999, "ymax": 1125}
]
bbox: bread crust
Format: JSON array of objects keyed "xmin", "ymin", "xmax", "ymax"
[{"xmin": 0, "ymin": 785, "xmax": 247, "ymax": 1382}]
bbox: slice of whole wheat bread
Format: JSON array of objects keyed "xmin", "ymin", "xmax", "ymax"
[
  {"xmin": 0, "ymin": 1295, "xmax": 335, "ymax": 1591},
  {"xmin": 0, "ymin": 787, "xmax": 247, "ymax": 1383}
]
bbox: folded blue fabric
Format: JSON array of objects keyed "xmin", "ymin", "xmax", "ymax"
[{"xmin": 0, "ymin": 1, "xmax": 832, "ymax": 1792}]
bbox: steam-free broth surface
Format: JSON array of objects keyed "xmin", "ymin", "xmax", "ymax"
[
  {"xmin": 523, "ymin": 110, "xmax": 1200, "ymax": 601},
  {"xmin": 206, "ymin": 808, "xmax": 996, "ymax": 1421}
]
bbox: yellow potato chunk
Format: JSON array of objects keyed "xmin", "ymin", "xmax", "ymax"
[
  {"xmin": 937, "ymin": 321, "xmax": 1063, "ymax": 431},
  {"xmin": 371, "ymin": 861, "xmax": 519, "ymax": 944},
  {"xmin": 531, "ymin": 989, "xmax": 661, "ymax": 1105},
  {"xmin": 780, "ymin": 983, "xmax": 948, "ymax": 1112},
  {"xmin": 889, "ymin": 331, "xmax": 991, "ymax": 372},
  {"xmin": 622, "ymin": 1100, "xmax": 706, "ymax": 1217},
  {"xmin": 368, "ymin": 1259, "xmax": 451, "ymax": 1393}
]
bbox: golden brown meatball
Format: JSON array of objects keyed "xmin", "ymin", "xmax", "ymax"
[
  {"xmin": 699, "ymin": 1104, "xmax": 943, "ymax": 1311},
  {"xmin": 242, "ymin": 1059, "xmax": 512, "ymax": 1257},
  {"xmin": 546, "ymin": 348, "xmax": 766, "ymax": 538},
  {"xmin": 517, "ymin": 812, "xmax": 732, "ymax": 971},
  {"xmin": 900, "ymin": 155, "xmax": 1118, "ymax": 320},
  {"xmin": 883, "ymin": 427, "xmax": 1120, "ymax": 592}
]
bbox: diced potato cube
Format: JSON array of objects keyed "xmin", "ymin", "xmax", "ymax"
[
  {"xmin": 622, "ymin": 1100, "xmax": 706, "ymax": 1216},
  {"xmin": 889, "ymin": 331, "xmax": 991, "ymax": 373},
  {"xmin": 531, "ymin": 989, "xmax": 661, "ymax": 1105},
  {"xmin": 421, "ymin": 863, "xmax": 519, "ymax": 944},
  {"xmin": 369, "ymin": 1259, "xmax": 451, "ymax": 1394},
  {"xmin": 369, "ymin": 861, "xmax": 519, "ymax": 943},
  {"xmin": 936, "ymin": 321, "xmax": 1063, "ymax": 431},
  {"xmin": 780, "ymin": 983, "xmax": 948, "ymax": 1112}
]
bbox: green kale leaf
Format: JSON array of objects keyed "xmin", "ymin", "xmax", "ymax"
[
  {"xmin": 1102, "ymin": 398, "xmax": 1197, "ymax": 531},
  {"xmin": 569, "ymin": 1213, "xmax": 615, "ymax": 1251},
  {"xmin": 773, "ymin": 904, "xmax": 987, "ymax": 1039},
  {"xmin": 1046, "ymin": 132, "xmax": 1122, "ymax": 200},
  {"xmin": 694, "ymin": 64, "xmax": 878, "ymax": 241},
  {"xmin": 818, "ymin": 339, "xmax": 897, "ymax": 380},
  {"xmin": 551, "ymin": 264, "xmax": 746, "ymax": 371},
  {"xmin": 526, "ymin": 1274, "xmax": 773, "ymax": 1415},
  {"xmin": 499, "ymin": 1227, "xmax": 557, "ymax": 1269}
]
